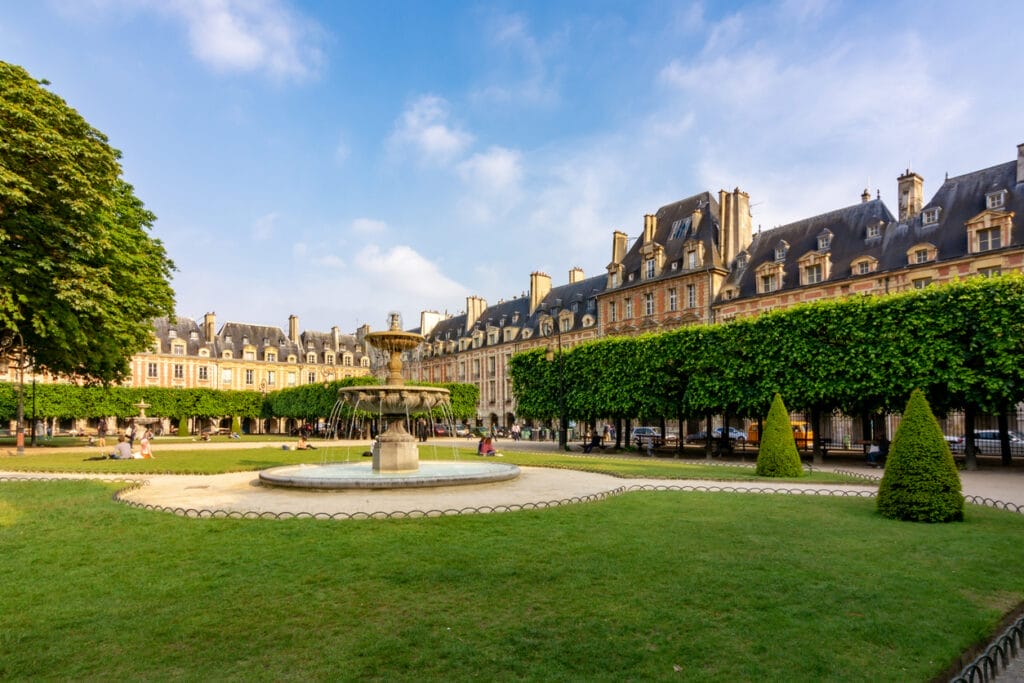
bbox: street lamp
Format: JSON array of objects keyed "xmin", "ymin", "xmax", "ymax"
[{"xmin": 541, "ymin": 300, "xmax": 569, "ymax": 451}]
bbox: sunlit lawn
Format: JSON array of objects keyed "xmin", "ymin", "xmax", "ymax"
[
  {"xmin": 0, "ymin": 441, "xmax": 863, "ymax": 484},
  {"xmin": 0, "ymin": 481, "xmax": 1021, "ymax": 681}
]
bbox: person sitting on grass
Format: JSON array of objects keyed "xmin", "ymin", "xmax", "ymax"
[
  {"xmin": 110, "ymin": 435, "xmax": 133, "ymax": 460},
  {"xmin": 583, "ymin": 432, "xmax": 602, "ymax": 453},
  {"xmin": 479, "ymin": 437, "xmax": 497, "ymax": 456},
  {"xmin": 297, "ymin": 435, "xmax": 316, "ymax": 450}
]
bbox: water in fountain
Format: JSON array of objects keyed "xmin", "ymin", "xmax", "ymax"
[{"xmin": 259, "ymin": 312, "xmax": 519, "ymax": 490}]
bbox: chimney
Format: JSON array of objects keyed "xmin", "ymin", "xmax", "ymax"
[
  {"xmin": 465, "ymin": 295, "xmax": 487, "ymax": 332},
  {"xmin": 568, "ymin": 267, "xmax": 584, "ymax": 283},
  {"xmin": 288, "ymin": 314, "xmax": 299, "ymax": 345},
  {"xmin": 203, "ymin": 312, "xmax": 216, "ymax": 343},
  {"xmin": 1017, "ymin": 142, "xmax": 1024, "ymax": 184},
  {"xmin": 611, "ymin": 230, "xmax": 628, "ymax": 263},
  {"xmin": 861, "ymin": 188, "xmax": 871, "ymax": 203},
  {"xmin": 331, "ymin": 325, "xmax": 340, "ymax": 351},
  {"xmin": 642, "ymin": 214, "xmax": 657, "ymax": 243},
  {"xmin": 419, "ymin": 311, "xmax": 442, "ymax": 337},
  {"xmin": 529, "ymin": 271, "xmax": 552, "ymax": 315},
  {"xmin": 718, "ymin": 188, "xmax": 752, "ymax": 266},
  {"xmin": 897, "ymin": 170, "xmax": 923, "ymax": 222}
]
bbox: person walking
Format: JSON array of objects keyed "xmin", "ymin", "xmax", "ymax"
[{"xmin": 96, "ymin": 421, "xmax": 107, "ymax": 448}]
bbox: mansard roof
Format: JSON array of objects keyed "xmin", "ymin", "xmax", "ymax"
[
  {"xmin": 151, "ymin": 317, "xmax": 209, "ymax": 354},
  {"xmin": 528, "ymin": 274, "xmax": 605, "ymax": 332},
  {"xmin": 721, "ymin": 198, "xmax": 895, "ymax": 298},
  {"xmin": 618, "ymin": 191, "xmax": 723, "ymax": 283}
]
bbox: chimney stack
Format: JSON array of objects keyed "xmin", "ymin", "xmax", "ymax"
[
  {"xmin": 861, "ymin": 188, "xmax": 871, "ymax": 203},
  {"xmin": 465, "ymin": 295, "xmax": 487, "ymax": 332},
  {"xmin": 897, "ymin": 170, "xmax": 923, "ymax": 222},
  {"xmin": 642, "ymin": 214, "xmax": 657, "ymax": 243},
  {"xmin": 718, "ymin": 188, "xmax": 752, "ymax": 266},
  {"xmin": 568, "ymin": 267, "xmax": 584, "ymax": 283},
  {"xmin": 1017, "ymin": 142, "xmax": 1024, "ymax": 185},
  {"xmin": 529, "ymin": 272, "xmax": 552, "ymax": 315},
  {"xmin": 203, "ymin": 312, "xmax": 216, "ymax": 343},
  {"xmin": 288, "ymin": 314, "xmax": 299, "ymax": 345}
]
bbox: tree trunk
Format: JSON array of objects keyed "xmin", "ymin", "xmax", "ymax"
[
  {"xmin": 964, "ymin": 404, "xmax": 978, "ymax": 471},
  {"xmin": 811, "ymin": 405, "xmax": 824, "ymax": 466},
  {"xmin": 998, "ymin": 411, "xmax": 1011, "ymax": 467}
]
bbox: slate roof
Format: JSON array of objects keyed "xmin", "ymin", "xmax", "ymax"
[
  {"xmin": 151, "ymin": 317, "xmax": 210, "ymax": 355},
  {"xmin": 618, "ymin": 192, "xmax": 723, "ymax": 286},
  {"xmin": 719, "ymin": 198, "xmax": 896, "ymax": 299}
]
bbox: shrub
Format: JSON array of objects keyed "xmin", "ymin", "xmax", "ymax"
[
  {"xmin": 756, "ymin": 393, "xmax": 804, "ymax": 478},
  {"xmin": 177, "ymin": 416, "xmax": 188, "ymax": 436},
  {"xmin": 877, "ymin": 389, "xmax": 963, "ymax": 522}
]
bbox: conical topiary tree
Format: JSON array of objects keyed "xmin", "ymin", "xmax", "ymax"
[
  {"xmin": 877, "ymin": 389, "xmax": 963, "ymax": 522},
  {"xmin": 756, "ymin": 393, "xmax": 804, "ymax": 478}
]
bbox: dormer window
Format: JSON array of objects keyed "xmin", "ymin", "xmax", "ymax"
[
  {"xmin": 669, "ymin": 217, "xmax": 691, "ymax": 240},
  {"xmin": 671, "ymin": 262, "xmax": 678, "ymax": 271},
  {"xmin": 645, "ymin": 258, "xmax": 655, "ymax": 279},
  {"xmin": 774, "ymin": 241, "xmax": 789, "ymax": 262},
  {"xmin": 225, "ymin": 335, "xmax": 232, "ymax": 344},
  {"xmin": 189, "ymin": 331, "xmax": 199, "ymax": 340},
  {"xmin": 242, "ymin": 336, "xmax": 249, "ymax": 345},
  {"xmin": 866, "ymin": 224, "xmax": 882, "ymax": 239},
  {"xmin": 817, "ymin": 230, "xmax": 832, "ymax": 252},
  {"xmin": 262, "ymin": 337, "xmax": 269, "ymax": 346},
  {"xmin": 922, "ymin": 207, "xmax": 941, "ymax": 225},
  {"xmin": 987, "ymin": 190, "xmax": 1007, "ymax": 210},
  {"xmin": 906, "ymin": 243, "xmax": 937, "ymax": 265},
  {"xmin": 168, "ymin": 330, "xmax": 177, "ymax": 339},
  {"xmin": 627, "ymin": 273, "xmax": 635, "ymax": 282},
  {"xmin": 735, "ymin": 253, "xmax": 748, "ymax": 269},
  {"xmin": 686, "ymin": 250, "xmax": 698, "ymax": 269}
]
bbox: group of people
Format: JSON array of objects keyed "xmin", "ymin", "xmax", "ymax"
[
  {"xmin": 477, "ymin": 436, "xmax": 501, "ymax": 456},
  {"xmin": 108, "ymin": 424, "xmax": 155, "ymax": 459}
]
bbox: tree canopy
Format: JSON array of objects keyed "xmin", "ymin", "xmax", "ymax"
[{"xmin": 0, "ymin": 61, "xmax": 175, "ymax": 382}]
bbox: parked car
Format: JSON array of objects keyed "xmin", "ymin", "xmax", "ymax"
[
  {"xmin": 453, "ymin": 424, "xmax": 470, "ymax": 437},
  {"xmin": 944, "ymin": 435, "xmax": 965, "ymax": 452},
  {"xmin": 630, "ymin": 426, "xmax": 663, "ymax": 447},
  {"xmin": 747, "ymin": 421, "xmax": 814, "ymax": 448},
  {"xmin": 432, "ymin": 423, "xmax": 449, "ymax": 437},
  {"xmin": 961, "ymin": 430, "xmax": 1024, "ymax": 455},
  {"xmin": 686, "ymin": 427, "xmax": 746, "ymax": 443}
]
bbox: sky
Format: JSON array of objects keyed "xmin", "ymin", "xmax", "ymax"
[{"xmin": 3, "ymin": 0, "xmax": 1022, "ymax": 335}]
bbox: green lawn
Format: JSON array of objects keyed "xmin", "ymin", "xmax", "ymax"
[
  {"xmin": 1, "ymin": 481, "xmax": 1021, "ymax": 680},
  {"xmin": 0, "ymin": 443, "xmax": 863, "ymax": 484}
]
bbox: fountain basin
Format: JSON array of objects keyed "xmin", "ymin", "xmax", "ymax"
[
  {"xmin": 259, "ymin": 460, "xmax": 520, "ymax": 490},
  {"xmin": 338, "ymin": 385, "xmax": 450, "ymax": 415}
]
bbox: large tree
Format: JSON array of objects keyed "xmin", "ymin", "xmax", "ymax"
[{"xmin": 0, "ymin": 61, "xmax": 175, "ymax": 382}]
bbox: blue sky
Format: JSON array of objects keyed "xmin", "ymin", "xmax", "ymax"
[{"xmin": 3, "ymin": 1, "xmax": 1022, "ymax": 334}]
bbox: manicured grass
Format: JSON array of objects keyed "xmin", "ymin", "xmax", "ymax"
[
  {"xmin": 0, "ymin": 443, "xmax": 862, "ymax": 484},
  {"xmin": 1, "ymin": 481, "xmax": 1021, "ymax": 680}
]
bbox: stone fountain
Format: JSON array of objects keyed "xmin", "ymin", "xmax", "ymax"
[{"xmin": 259, "ymin": 312, "xmax": 519, "ymax": 490}]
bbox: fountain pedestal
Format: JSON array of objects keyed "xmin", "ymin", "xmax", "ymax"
[{"xmin": 372, "ymin": 418, "xmax": 419, "ymax": 472}]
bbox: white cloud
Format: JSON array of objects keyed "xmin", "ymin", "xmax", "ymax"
[
  {"xmin": 388, "ymin": 95, "xmax": 473, "ymax": 166},
  {"xmin": 251, "ymin": 211, "xmax": 278, "ymax": 240},
  {"xmin": 470, "ymin": 12, "xmax": 560, "ymax": 107},
  {"xmin": 166, "ymin": 0, "xmax": 323, "ymax": 81},
  {"xmin": 350, "ymin": 218, "xmax": 387, "ymax": 235},
  {"xmin": 455, "ymin": 146, "xmax": 524, "ymax": 224}
]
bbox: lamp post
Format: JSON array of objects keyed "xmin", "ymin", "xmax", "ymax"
[
  {"xmin": 541, "ymin": 300, "xmax": 569, "ymax": 451},
  {"xmin": 12, "ymin": 333, "xmax": 25, "ymax": 454}
]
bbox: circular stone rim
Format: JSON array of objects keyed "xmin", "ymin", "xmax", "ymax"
[{"xmin": 258, "ymin": 460, "xmax": 521, "ymax": 490}]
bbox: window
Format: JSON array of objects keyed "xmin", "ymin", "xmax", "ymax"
[
  {"xmin": 627, "ymin": 273, "xmax": 635, "ymax": 282},
  {"xmin": 147, "ymin": 363, "xmax": 158, "ymax": 378},
  {"xmin": 687, "ymin": 251, "xmax": 698, "ymax": 269},
  {"xmin": 857, "ymin": 260, "xmax": 872, "ymax": 275},
  {"xmin": 978, "ymin": 227, "xmax": 1002, "ymax": 251},
  {"xmin": 609, "ymin": 301, "xmax": 617, "ymax": 322},
  {"xmin": 987, "ymin": 190, "xmax": 1007, "ymax": 209},
  {"xmin": 287, "ymin": 372, "xmax": 297, "ymax": 386},
  {"xmin": 645, "ymin": 259, "xmax": 655, "ymax": 279},
  {"xmin": 244, "ymin": 351, "xmax": 255, "ymax": 361},
  {"xmin": 245, "ymin": 369, "xmax": 254, "ymax": 385},
  {"xmin": 487, "ymin": 357, "xmax": 496, "ymax": 376},
  {"xmin": 686, "ymin": 284, "xmax": 696, "ymax": 308},
  {"xmin": 914, "ymin": 249, "xmax": 930, "ymax": 264},
  {"xmin": 173, "ymin": 364, "xmax": 183, "ymax": 379},
  {"xmin": 343, "ymin": 354, "xmax": 353, "ymax": 366},
  {"xmin": 735, "ymin": 254, "xmax": 747, "ymax": 269},
  {"xmin": 625, "ymin": 298, "xmax": 634, "ymax": 319},
  {"xmin": 922, "ymin": 208, "xmax": 941, "ymax": 225},
  {"xmin": 805, "ymin": 264, "xmax": 822, "ymax": 284},
  {"xmin": 866, "ymin": 224, "xmax": 881, "ymax": 239},
  {"xmin": 198, "ymin": 366, "xmax": 208, "ymax": 381},
  {"xmin": 325, "ymin": 353, "xmax": 335, "ymax": 365},
  {"xmin": 266, "ymin": 352, "xmax": 277, "ymax": 363},
  {"xmin": 267, "ymin": 371, "xmax": 276, "ymax": 386},
  {"xmin": 668, "ymin": 288, "xmax": 678, "ymax": 311},
  {"xmin": 774, "ymin": 242, "xmax": 788, "ymax": 262},
  {"xmin": 241, "ymin": 336, "xmax": 249, "ymax": 345},
  {"xmin": 307, "ymin": 371, "xmax": 316, "ymax": 383},
  {"xmin": 306, "ymin": 353, "xmax": 317, "ymax": 363},
  {"xmin": 912, "ymin": 277, "xmax": 932, "ymax": 290},
  {"xmin": 669, "ymin": 217, "xmax": 691, "ymax": 240},
  {"xmin": 560, "ymin": 317, "xmax": 570, "ymax": 333},
  {"xmin": 172, "ymin": 344, "xmax": 185, "ymax": 356},
  {"xmin": 360, "ymin": 357, "xmax": 370, "ymax": 367},
  {"xmin": 221, "ymin": 369, "xmax": 232, "ymax": 383},
  {"xmin": 761, "ymin": 274, "xmax": 777, "ymax": 293},
  {"xmin": 817, "ymin": 231, "xmax": 832, "ymax": 251},
  {"xmin": 644, "ymin": 292, "xmax": 654, "ymax": 316},
  {"xmin": 978, "ymin": 266, "xmax": 1002, "ymax": 277}
]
